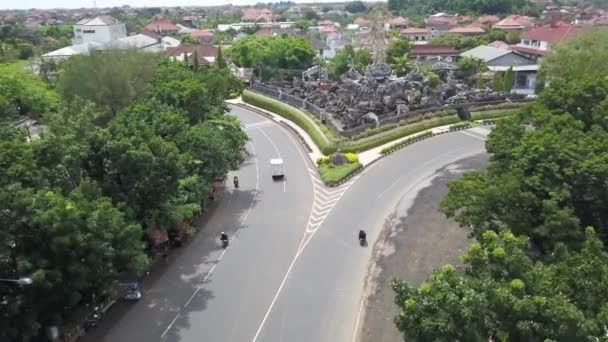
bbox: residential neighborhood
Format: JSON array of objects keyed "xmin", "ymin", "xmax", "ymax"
[
  {"xmin": 1, "ymin": 1, "xmax": 604, "ymax": 95},
  {"xmin": 1, "ymin": 1, "xmax": 608, "ymax": 342}
]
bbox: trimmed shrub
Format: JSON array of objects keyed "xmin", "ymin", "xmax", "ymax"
[
  {"xmin": 345, "ymin": 152, "xmax": 359, "ymax": 163},
  {"xmin": 319, "ymin": 162, "xmax": 362, "ymax": 186},
  {"xmin": 316, "ymin": 156, "xmax": 330, "ymax": 166}
]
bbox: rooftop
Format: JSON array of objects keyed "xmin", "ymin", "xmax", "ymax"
[
  {"xmin": 191, "ymin": 29, "xmax": 213, "ymax": 38},
  {"xmin": 142, "ymin": 19, "xmax": 180, "ymax": 32},
  {"xmin": 411, "ymin": 44, "xmax": 458, "ymax": 55},
  {"xmin": 521, "ymin": 21, "xmax": 580, "ymax": 43},
  {"xmin": 495, "ymin": 15, "xmax": 533, "ymax": 28},
  {"xmin": 460, "ymin": 45, "xmax": 511, "ymax": 62},
  {"xmin": 401, "ymin": 27, "xmax": 429, "ymax": 34},
  {"xmin": 448, "ymin": 26, "xmax": 486, "ymax": 34},
  {"xmin": 76, "ymin": 15, "xmax": 119, "ymax": 26}
]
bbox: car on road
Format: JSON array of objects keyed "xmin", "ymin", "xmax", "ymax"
[{"xmin": 271, "ymin": 158, "xmax": 285, "ymax": 179}]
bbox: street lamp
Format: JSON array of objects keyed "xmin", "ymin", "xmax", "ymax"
[{"xmin": 0, "ymin": 277, "xmax": 33, "ymax": 285}]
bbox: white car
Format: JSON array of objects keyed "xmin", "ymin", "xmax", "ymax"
[{"xmin": 270, "ymin": 158, "xmax": 285, "ymax": 180}]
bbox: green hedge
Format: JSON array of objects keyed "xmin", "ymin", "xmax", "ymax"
[
  {"xmin": 242, "ymin": 91, "xmax": 337, "ymax": 154},
  {"xmin": 319, "ymin": 162, "xmax": 362, "ymax": 186},
  {"xmin": 381, "ymin": 131, "xmax": 433, "ymax": 154},
  {"xmin": 338, "ymin": 116, "xmax": 461, "ymax": 153},
  {"xmin": 242, "ymin": 91, "xmax": 517, "ymax": 156}
]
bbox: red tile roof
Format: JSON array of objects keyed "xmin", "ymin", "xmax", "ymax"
[
  {"xmin": 426, "ymin": 16, "xmax": 458, "ymax": 26},
  {"xmin": 143, "ymin": 19, "xmax": 179, "ymax": 32},
  {"xmin": 521, "ymin": 21, "xmax": 580, "ymax": 43},
  {"xmin": 385, "ymin": 16, "xmax": 408, "ymax": 25},
  {"xmin": 354, "ymin": 17, "xmax": 371, "ymax": 25},
  {"xmin": 191, "ymin": 29, "xmax": 213, "ymax": 38},
  {"xmin": 401, "ymin": 27, "xmax": 429, "ymax": 34},
  {"xmin": 241, "ymin": 8, "xmax": 273, "ymax": 22},
  {"xmin": 411, "ymin": 44, "xmax": 458, "ymax": 55},
  {"xmin": 319, "ymin": 19, "xmax": 333, "ymax": 26},
  {"xmin": 166, "ymin": 44, "xmax": 218, "ymax": 65},
  {"xmin": 448, "ymin": 26, "xmax": 485, "ymax": 34},
  {"xmin": 495, "ymin": 15, "xmax": 533, "ymax": 28}
]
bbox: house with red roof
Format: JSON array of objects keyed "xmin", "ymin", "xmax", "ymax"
[
  {"xmin": 191, "ymin": 29, "xmax": 213, "ymax": 43},
  {"xmin": 143, "ymin": 18, "xmax": 180, "ymax": 33},
  {"xmin": 353, "ymin": 17, "xmax": 371, "ymax": 26},
  {"xmin": 166, "ymin": 43, "xmax": 218, "ymax": 66},
  {"xmin": 410, "ymin": 44, "xmax": 459, "ymax": 62},
  {"xmin": 241, "ymin": 8, "xmax": 273, "ymax": 22},
  {"xmin": 384, "ymin": 16, "xmax": 409, "ymax": 30},
  {"xmin": 400, "ymin": 27, "xmax": 430, "ymax": 43},
  {"xmin": 318, "ymin": 19, "xmax": 334, "ymax": 27},
  {"xmin": 514, "ymin": 20, "xmax": 580, "ymax": 59},
  {"xmin": 494, "ymin": 15, "xmax": 534, "ymax": 31},
  {"xmin": 425, "ymin": 16, "xmax": 458, "ymax": 37},
  {"xmin": 448, "ymin": 26, "xmax": 485, "ymax": 36}
]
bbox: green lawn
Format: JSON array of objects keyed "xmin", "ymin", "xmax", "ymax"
[{"xmin": 318, "ymin": 162, "xmax": 362, "ymax": 185}]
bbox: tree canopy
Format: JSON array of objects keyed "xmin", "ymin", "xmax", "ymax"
[
  {"xmin": 327, "ymin": 45, "xmax": 373, "ymax": 80},
  {"xmin": 57, "ymin": 49, "xmax": 160, "ymax": 115},
  {"xmin": 393, "ymin": 29, "xmax": 608, "ymax": 341},
  {"xmin": 0, "ymin": 62, "xmax": 59, "ymax": 120},
  {"xmin": 227, "ymin": 35, "xmax": 316, "ymax": 79},
  {"xmin": 0, "ymin": 59, "xmax": 248, "ymax": 340}
]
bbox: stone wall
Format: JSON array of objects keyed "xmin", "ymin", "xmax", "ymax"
[{"xmin": 248, "ymin": 84, "xmax": 530, "ymax": 139}]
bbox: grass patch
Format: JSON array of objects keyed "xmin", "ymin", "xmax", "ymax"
[
  {"xmin": 380, "ymin": 131, "xmax": 433, "ymax": 154},
  {"xmin": 449, "ymin": 122, "xmax": 472, "ymax": 130},
  {"xmin": 318, "ymin": 162, "xmax": 362, "ymax": 186}
]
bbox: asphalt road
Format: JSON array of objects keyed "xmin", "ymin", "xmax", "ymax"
[
  {"xmin": 82, "ymin": 105, "xmax": 315, "ymax": 342},
  {"xmin": 82, "ymin": 102, "xmax": 490, "ymax": 342},
  {"xmin": 252, "ymin": 127, "xmax": 489, "ymax": 342}
]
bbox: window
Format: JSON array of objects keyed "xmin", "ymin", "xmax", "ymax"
[
  {"xmin": 75, "ymin": 29, "xmax": 81, "ymax": 32},
  {"xmin": 83, "ymin": 30, "xmax": 95, "ymax": 34}
]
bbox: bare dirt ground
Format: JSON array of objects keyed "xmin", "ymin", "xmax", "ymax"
[{"xmin": 359, "ymin": 153, "xmax": 489, "ymax": 342}]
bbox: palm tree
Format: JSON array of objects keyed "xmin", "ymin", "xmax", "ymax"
[{"xmin": 390, "ymin": 55, "xmax": 411, "ymax": 77}]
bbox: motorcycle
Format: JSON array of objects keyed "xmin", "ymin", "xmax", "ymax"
[
  {"xmin": 221, "ymin": 238, "xmax": 229, "ymax": 249},
  {"xmin": 358, "ymin": 231, "xmax": 367, "ymax": 247},
  {"xmin": 233, "ymin": 177, "xmax": 239, "ymax": 189}
]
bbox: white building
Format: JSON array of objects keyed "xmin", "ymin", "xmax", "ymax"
[{"xmin": 73, "ymin": 16, "xmax": 126, "ymax": 45}]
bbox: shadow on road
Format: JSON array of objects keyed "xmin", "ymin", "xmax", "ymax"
[{"xmin": 80, "ymin": 152, "xmax": 261, "ymax": 342}]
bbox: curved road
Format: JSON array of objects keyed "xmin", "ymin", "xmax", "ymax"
[{"xmin": 83, "ymin": 105, "xmax": 489, "ymax": 342}]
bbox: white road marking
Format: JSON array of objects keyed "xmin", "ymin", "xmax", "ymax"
[
  {"xmin": 243, "ymin": 120, "xmax": 273, "ymax": 130},
  {"xmin": 460, "ymin": 130, "xmax": 487, "ymax": 141},
  {"xmin": 160, "ymin": 312, "xmax": 181, "ymax": 339}
]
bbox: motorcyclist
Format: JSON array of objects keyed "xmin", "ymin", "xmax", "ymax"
[
  {"xmin": 220, "ymin": 232, "xmax": 229, "ymax": 242},
  {"xmin": 233, "ymin": 176, "xmax": 239, "ymax": 188},
  {"xmin": 358, "ymin": 230, "xmax": 367, "ymax": 242}
]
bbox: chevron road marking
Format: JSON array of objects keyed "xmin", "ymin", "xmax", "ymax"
[{"xmin": 243, "ymin": 120, "xmax": 274, "ymax": 130}]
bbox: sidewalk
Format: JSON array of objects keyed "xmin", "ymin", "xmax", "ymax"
[{"xmin": 229, "ymin": 97, "xmax": 470, "ymax": 168}]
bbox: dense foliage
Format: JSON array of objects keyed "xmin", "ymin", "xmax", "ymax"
[
  {"xmin": 0, "ymin": 57, "xmax": 247, "ymax": 340},
  {"xmin": 0, "ymin": 62, "xmax": 59, "ymax": 120},
  {"xmin": 393, "ymin": 30, "xmax": 608, "ymax": 340},
  {"xmin": 227, "ymin": 35, "xmax": 316, "ymax": 80},
  {"xmin": 431, "ymin": 29, "xmax": 506, "ymax": 51},
  {"xmin": 327, "ymin": 45, "xmax": 373, "ymax": 80},
  {"xmin": 388, "ymin": 0, "xmax": 534, "ymax": 15}
]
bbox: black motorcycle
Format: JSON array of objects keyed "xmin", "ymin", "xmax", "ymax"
[
  {"xmin": 358, "ymin": 230, "xmax": 367, "ymax": 246},
  {"xmin": 233, "ymin": 176, "xmax": 239, "ymax": 188}
]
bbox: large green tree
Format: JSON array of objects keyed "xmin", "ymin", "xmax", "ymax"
[
  {"xmin": 385, "ymin": 39, "xmax": 410, "ymax": 65},
  {"xmin": 227, "ymin": 35, "xmax": 315, "ymax": 79},
  {"xmin": 58, "ymin": 49, "xmax": 160, "ymax": 115},
  {"xmin": 393, "ymin": 228, "xmax": 608, "ymax": 341}
]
